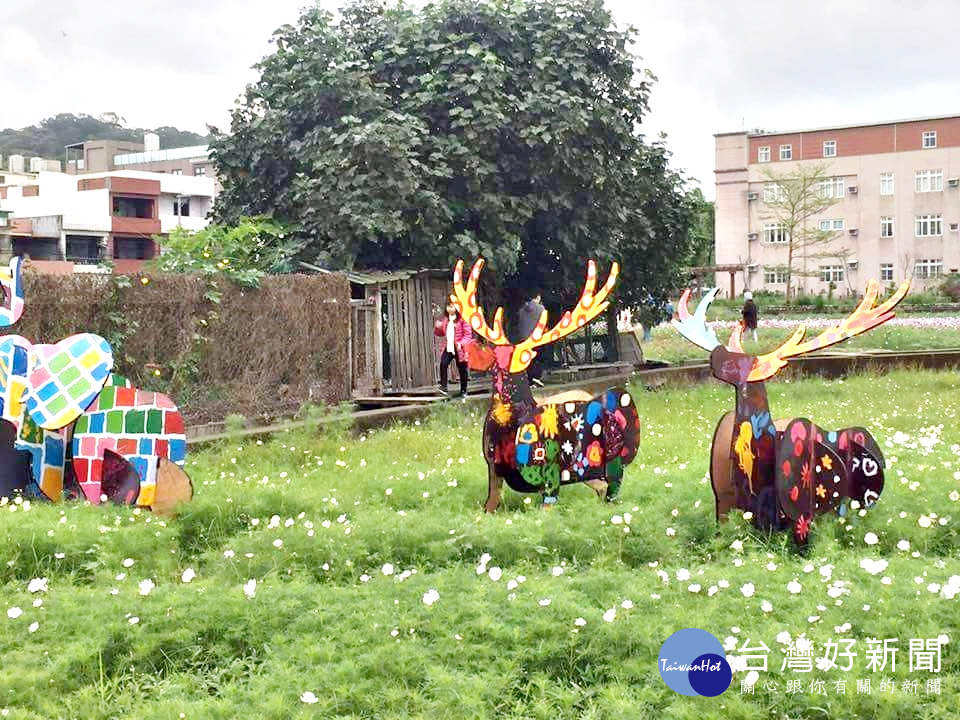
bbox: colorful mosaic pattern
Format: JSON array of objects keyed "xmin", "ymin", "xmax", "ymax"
[
  {"xmin": 673, "ymin": 280, "xmax": 908, "ymax": 547},
  {"xmin": 0, "ymin": 257, "xmax": 26, "ymax": 328},
  {"xmin": 26, "ymin": 334, "xmax": 113, "ymax": 430},
  {"xmin": 452, "ymin": 258, "xmax": 642, "ymax": 510},
  {"xmin": 71, "ymin": 374, "xmax": 186, "ymax": 505}
]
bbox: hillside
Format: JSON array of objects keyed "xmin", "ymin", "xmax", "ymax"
[{"xmin": 0, "ymin": 113, "xmax": 211, "ymax": 160}]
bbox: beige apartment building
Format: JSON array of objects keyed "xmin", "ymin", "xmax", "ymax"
[{"xmin": 715, "ymin": 115, "xmax": 960, "ymax": 297}]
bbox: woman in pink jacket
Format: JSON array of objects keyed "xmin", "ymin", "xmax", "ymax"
[{"xmin": 434, "ymin": 300, "xmax": 475, "ymax": 398}]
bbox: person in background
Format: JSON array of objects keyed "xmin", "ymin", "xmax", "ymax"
[
  {"xmin": 516, "ymin": 289, "xmax": 546, "ymax": 387},
  {"xmin": 434, "ymin": 300, "xmax": 474, "ymax": 398},
  {"xmin": 741, "ymin": 290, "xmax": 759, "ymax": 342}
]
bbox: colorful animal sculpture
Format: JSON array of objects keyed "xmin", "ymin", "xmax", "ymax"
[
  {"xmin": 451, "ymin": 258, "xmax": 641, "ymax": 511},
  {"xmin": 0, "ymin": 256, "xmax": 192, "ymax": 513},
  {"xmin": 672, "ymin": 280, "xmax": 910, "ymax": 546}
]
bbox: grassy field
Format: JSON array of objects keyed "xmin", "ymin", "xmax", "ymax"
[{"xmin": 2, "ymin": 368, "xmax": 960, "ymax": 718}]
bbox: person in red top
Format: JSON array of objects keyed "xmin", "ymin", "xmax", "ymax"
[{"xmin": 434, "ymin": 300, "xmax": 475, "ymax": 398}]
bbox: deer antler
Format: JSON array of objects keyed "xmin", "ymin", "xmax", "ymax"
[
  {"xmin": 450, "ymin": 259, "xmax": 509, "ymax": 346},
  {"xmin": 508, "ymin": 260, "xmax": 619, "ymax": 373},
  {"xmin": 748, "ymin": 279, "xmax": 910, "ymax": 381},
  {"xmin": 727, "ymin": 322, "xmax": 745, "ymax": 353},
  {"xmin": 672, "ymin": 288, "xmax": 722, "ymax": 352}
]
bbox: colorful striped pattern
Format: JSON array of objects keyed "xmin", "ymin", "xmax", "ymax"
[
  {"xmin": 25, "ymin": 334, "xmax": 113, "ymax": 430},
  {"xmin": 71, "ymin": 375, "xmax": 186, "ymax": 505}
]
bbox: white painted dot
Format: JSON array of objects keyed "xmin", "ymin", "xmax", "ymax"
[
  {"xmin": 592, "ymin": 423, "xmax": 602, "ymax": 436},
  {"xmin": 561, "ymin": 470, "xmax": 570, "ymax": 482},
  {"xmin": 620, "ymin": 393, "xmax": 631, "ymax": 407},
  {"xmin": 565, "ymin": 403, "xmax": 577, "ymax": 413}
]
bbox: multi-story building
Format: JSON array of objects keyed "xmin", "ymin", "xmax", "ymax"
[
  {"xmin": 0, "ymin": 169, "xmax": 215, "ymax": 274},
  {"xmin": 715, "ymin": 114, "xmax": 960, "ymax": 296}
]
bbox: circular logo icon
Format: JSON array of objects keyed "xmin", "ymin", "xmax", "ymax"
[{"xmin": 658, "ymin": 628, "xmax": 732, "ymax": 696}]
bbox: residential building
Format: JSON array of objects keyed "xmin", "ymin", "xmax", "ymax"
[
  {"xmin": 715, "ymin": 114, "xmax": 960, "ymax": 296},
  {"xmin": 0, "ymin": 169, "xmax": 215, "ymax": 274}
]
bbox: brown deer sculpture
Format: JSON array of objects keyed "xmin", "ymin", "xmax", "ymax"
[
  {"xmin": 672, "ymin": 280, "xmax": 910, "ymax": 546},
  {"xmin": 451, "ymin": 258, "xmax": 641, "ymax": 511}
]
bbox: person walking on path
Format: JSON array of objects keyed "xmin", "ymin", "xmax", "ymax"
[
  {"xmin": 741, "ymin": 291, "xmax": 759, "ymax": 342},
  {"xmin": 516, "ymin": 289, "xmax": 546, "ymax": 387},
  {"xmin": 434, "ymin": 300, "xmax": 475, "ymax": 398}
]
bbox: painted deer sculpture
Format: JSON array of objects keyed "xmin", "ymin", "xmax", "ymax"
[
  {"xmin": 0, "ymin": 256, "xmax": 192, "ymax": 514},
  {"xmin": 673, "ymin": 279, "xmax": 910, "ymax": 546},
  {"xmin": 451, "ymin": 258, "xmax": 641, "ymax": 511}
]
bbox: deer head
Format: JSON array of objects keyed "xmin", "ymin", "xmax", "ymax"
[
  {"xmin": 452, "ymin": 258, "xmax": 619, "ymax": 401},
  {"xmin": 673, "ymin": 280, "xmax": 911, "ymax": 387}
]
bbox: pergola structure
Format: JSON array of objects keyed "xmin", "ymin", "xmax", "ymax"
[{"xmin": 683, "ymin": 264, "xmax": 746, "ymax": 298}]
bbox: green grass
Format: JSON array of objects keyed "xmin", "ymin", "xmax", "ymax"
[{"xmin": 2, "ymin": 369, "xmax": 960, "ymax": 718}]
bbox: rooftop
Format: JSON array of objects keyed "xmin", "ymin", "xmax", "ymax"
[
  {"xmin": 113, "ymin": 145, "xmax": 211, "ymax": 166},
  {"xmin": 715, "ymin": 112, "xmax": 960, "ymax": 139}
]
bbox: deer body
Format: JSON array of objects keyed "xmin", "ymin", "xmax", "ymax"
[
  {"xmin": 453, "ymin": 259, "xmax": 641, "ymax": 510},
  {"xmin": 674, "ymin": 281, "xmax": 909, "ymax": 546}
]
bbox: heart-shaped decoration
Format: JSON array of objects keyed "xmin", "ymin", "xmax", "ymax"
[{"xmin": 25, "ymin": 333, "xmax": 113, "ymax": 430}]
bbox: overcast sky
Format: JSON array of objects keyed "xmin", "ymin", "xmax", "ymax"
[{"xmin": 2, "ymin": 0, "xmax": 959, "ymax": 198}]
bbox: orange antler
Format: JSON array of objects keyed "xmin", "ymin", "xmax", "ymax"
[
  {"xmin": 748, "ymin": 279, "xmax": 910, "ymax": 381},
  {"xmin": 509, "ymin": 260, "xmax": 619, "ymax": 373},
  {"xmin": 450, "ymin": 259, "xmax": 508, "ymax": 346}
]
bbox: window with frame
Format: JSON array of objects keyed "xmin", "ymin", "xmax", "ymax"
[
  {"xmin": 173, "ymin": 197, "xmax": 190, "ymax": 217},
  {"xmin": 880, "ymin": 263, "xmax": 894, "ymax": 281},
  {"xmin": 914, "ymin": 258, "xmax": 943, "ymax": 279},
  {"xmin": 763, "ymin": 182, "xmax": 785, "ymax": 203},
  {"xmin": 880, "ymin": 216, "xmax": 894, "ymax": 238},
  {"xmin": 818, "ymin": 177, "xmax": 845, "ymax": 199},
  {"xmin": 171, "ymin": 168, "xmax": 183, "ymax": 175},
  {"xmin": 915, "ymin": 214, "xmax": 943, "ymax": 237},
  {"xmin": 922, "ymin": 130, "xmax": 937, "ymax": 148},
  {"xmin": 194, "ymin": 166, "xmax": 207, "ymax": 176},
  {"xmin": 823, "ymin": 140, "xmax": 837, "ymax": 157},
  {"xmin": 764, "ymin": 267, "xmax": 789, "ymax": 284},
  {"xmin": 818, "ymin": 218, "xmax": 845, "ymax": 231},
  {"xmin": 758, "ymin": 145, "xmax": 771, "ymax": 163},
  {"xmin": 779, "ymin": 144, "xmax": 793, "ymax": 161},
  {"xmin": 880, "ymin": 172, "xmax": 894, "ymax": 196},
  {"xmin": 915, "ymin": 169, "xmax": 943, "ymax": 193},
  {"xmin": 819, "ymin": 265, "xmax": 844, "ymax": 282},
  {"xmin": 763, "ymin": 223, "xmax": 788, "ymax": 244}
]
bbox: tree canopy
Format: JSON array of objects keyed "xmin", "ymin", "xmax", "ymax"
[{"xmin": 211, "ymin": 0, "xmax": 698, "ymax": 313}]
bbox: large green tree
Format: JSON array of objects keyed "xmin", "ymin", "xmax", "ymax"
[{"xmin": 211, "ymin": 0, "xmax": 695, "ymax": 315}]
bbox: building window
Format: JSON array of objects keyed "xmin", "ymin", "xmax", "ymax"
[
  {"xmin": 880, "ymin": 263, "xmax": 894, "ymax": 281},
  {"xmin": 763, "ymin": 182, "xmax": 785, "ymax": 203},
  {"xmin": 763, "ymin": 223, "xmax": 788, "ymax": 244},
  {"xmin": 819, "ymin": 265, "xmax": 844, "ymax": 282},
  {"xmin": 779, "ymin": 144, "xmax": 793, "ymax": 161},
  {"xmin": 880, "ymin": 172, "xmax": 894, "ymax": 196},
  {"xmin": 915, "ymin": 169, "xmax": 943, "ymax": 193},
  {"xmin": 173, "ymin": 197, "xmax": 190, "ymax": 217},
  {"xmin": 112, "ymin": 196, "xmax": 154, "ymax": 218},
  {"xmin": 880, "ymin": 216, "xmax": 894, "ymax": 238},
  {"xmin": 922, "ymin": 130, "xmax": 937, "ymax": 148},
  {"xmin": 819, "ymin": 218, "xmax": 845, "ymax": 231},
  {"xmin": 194, "ymin": 166, "xmax": 207, "ymax": 176},
  {"xmin": 764, "ymin": 267, "xmax": 789, "ymax": 284},
  {"xmin": 915, "ymin": 214, "xmax": 943, "ymax": 237},
  {"xmin": 818, "ymin": 177, "xmax": 845, "ymax": 199},
  {"xmin": 758, "ymin": 146, "xmax": 771, "ymax": 163},
  {"xmin": 171, "ymin": 169, "xmax": 183, "ymax": 175},
  {"xmin": 823, "ymin": 140, "xmax": 837, "ymax": 157},
  {"xmin": 914, "ymin": 258, "xmax": 943, "ymax": 278}
]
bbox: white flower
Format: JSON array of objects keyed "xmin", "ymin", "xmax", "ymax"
[
  {"xmin": 688, "ymin": 584, "xmax": 702, "ymax": 593},
  {"xmin": 744, "ymin": 670, "xmax": 760, "ymax": 687},
  {"xmin": 538, "ymin": 598, "xmax": 551, "ymax": 607},
  {"xmin": 122, "ymin": 558, "xmax": 135, "ymax": 568},
  {"xmin": 723, "ymin": 636, "xmax": 738, "ymax": 651},
  {"xmin": 718, "ymin": 579, "xmax": 730, "ymax": 589},
  {"xmin": 128, "ymin": 616, "xmax": 140, "ymax": 625},
  {"xmin": 761, "ymin": 601, "xmax": 773, "ymax": 612},
  {"xmin": 897, "ymin": 540, "xmax": 910, "ymax": 551},
  {"xmin": 27, "ymin": 578, "xmax": 47, "ymax": 593},
  {"xmin": 707, "ymin": 585, "xmax": 719, "ymax": 596},
  {"xmin": 731, "ymin": 540, "xmax": 743, "ymax": 551},
  {"xmin": 488, "ymin": 567, "xmax": 503, "ymax": 582},
  {"xmin": 603, "ymin": 608, "xmax": 616, "ymax": 622},
  {"xmin": 776, "ymin": 631, "xmax": 792, "ymax": 645},
  {"xmin": 181, "ymin": 568, "xmax": 196, "ymax": 583},
  {"xmin": 272, "ymin": 539, "xmax": 283, "ymax": 548},
  {"xmin": 864, "ymin": 532, "xmax": 879, "ymax": 545},
  {"xmin": 382, "ymin": 563, "xmax": 394, "ymax": 576},
  {"xmin": 611, "ymin": 515, "xmax": 623, "ymax": 525},
  {"xmin": 552, "ymin": 566, "xmax": 564, "ymax": 577},
  {"xmin": 740, "ymin": 583, "xmax": 755, "ymax": 598},
  {"xmin": 676, "ymin": 568, "xmax": 691, "ymax": 581},
  {"xmin": 300, "ymin": 691, "xmax": 319, "ymax": 704},
  {"xmin": 621, "ymin": 600, "xmax": 634, "ymax": 609},
  {"xmin": 574, "ymin": 617, "xmax": 587, "ymax": 627},
  {"xmin": 138, "ymin": 579, "xmax": 155, "ymax": 596},
  {"xmin": 422, "ymin": 589, "xmax": 440, "ymax": 606},
  {"xmin": 243, "ymin": 579, "xmax": 257, "ymax": 598},
  {"xmin": 507, "ymin": 579, "xmax": 519, "ymax": 591},
  {"xmin": 476, "ymin": 564, "xmax": 487, "ymax": 575},
  {"xmin": 766, "ymin": 562, "xmax": 778, "ymax": 571},
  {"xmin": 859, "ymin": 558, "xmax": 888, "ymax": 576},
  {"xmin": 951, "ymin": 491, "xmax": 960, "ymax": 502},
  {"xmin": 223, "ymin": 550, "xmax": 235, "ymax": 559},
  {"xmin": 919, "ymin": 515, "xmax": 932, "ymax": 528},
  {"xmin": 787, "ymin": 580, "xmax": 802, "ymax": 594},
  {"xmin": 28, "ymin": 622, "xmax": 39, "ymax": 633},
  {"xmin": 480, "ymin": 553, "xmax": 492, "ymax": 564},
  {"xmin": 7, "ymin": 607, "xmax": 22, "ymax": 619}
]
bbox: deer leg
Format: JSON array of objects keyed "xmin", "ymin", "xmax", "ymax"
[
  {"xmin": 484, "ymin": 463, "xmax": 503, "ymax": 513},
  {"xmin": 541, "ymin": 465, "xmax": 560, "ymax": 508},
  {"xmin": 585, "ymin": 479, "xmax": 609, "ymax": 500}
]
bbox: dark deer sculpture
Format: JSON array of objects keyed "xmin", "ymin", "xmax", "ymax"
[
  {"xmin": 451, "ymin": 258, "xmax": 641, "ymax": 511},
  {"xmin": 672, "ymin": 280, "xmax": 910, "ymax": 546}
]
